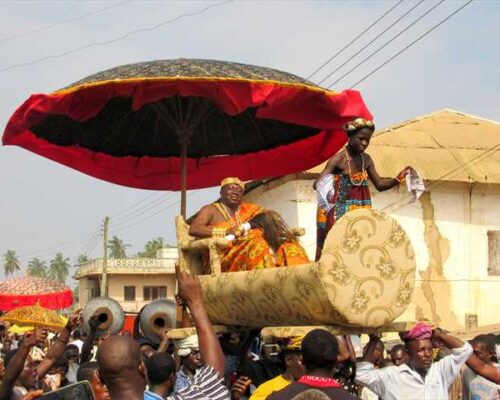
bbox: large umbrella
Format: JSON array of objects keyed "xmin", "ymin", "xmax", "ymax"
[
  {"xmin": 1, "ymin": 304, "xmax": 67, "ymax": 331},
  {"xmin": 2, "ymin": 58, "xmax": 372, "ymax": 216},
  {"xmin": 0, "ymin": 277, "xmax": 73, "ymax": 311}
]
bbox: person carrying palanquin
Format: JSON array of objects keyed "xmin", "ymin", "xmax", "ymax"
[
  {"xmin": 314, "ymin": 117, "xmax": 412, "ymax": 260},
  {"xmin": 189, "ymin": 177, "xmax": 309, "ymax": 272}
]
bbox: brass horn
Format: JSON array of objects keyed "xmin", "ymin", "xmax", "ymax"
[
  {"xmin": 81, "ymin": 297, "xmax": 125, "ymax": 337},
  {"xmin": 139, "ymin": 299, "xmax": 177, "ymax": 345}
]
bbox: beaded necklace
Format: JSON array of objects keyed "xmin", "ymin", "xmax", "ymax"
[
  {"xmin": 344, "ymin": 144, "xmax": 366, "ymax": 186},
  {"xmin": 217, "ymin": 202, "xmax": 242, "ymax": 228}
]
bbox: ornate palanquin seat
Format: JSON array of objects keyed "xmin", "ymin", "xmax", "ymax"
[{"xmin": 176, "ymin": 208, "xmax": 416, "ymax": 329}]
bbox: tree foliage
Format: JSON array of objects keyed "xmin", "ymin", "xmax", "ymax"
[
  {"xmin": 3, "ymin": 250, "xmax": 20, "ymax": 277},
  {"xmin": 76, "ymin": 254, "xmax": 89, "ymax": 264},
  {"xmin": 136, "ymin": 237, "xmax": 164, "ymax": 258},
  {"xmin": 108, "ymin": 236, "xmax": 130, "ymax": 259},
  {"xmin": 48, "ymin": 253, "xmax": 71, "ymax": 282},
  {"xmin": 26, "ymin": 258, "xmax": 47, "ymax": 277}
]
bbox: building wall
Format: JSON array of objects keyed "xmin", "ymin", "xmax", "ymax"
[
  {"xmin": 107, "ymin": 274, "xmax": 177, "ymax": 313},
  {"xmin": 246, "ymin": 178, "xmax": 500, "ymax": 330}
]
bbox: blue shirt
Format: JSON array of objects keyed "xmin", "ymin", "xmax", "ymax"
[{"xmin": 144, "ymin": 389, "xmax": 164, "ymax": 400}]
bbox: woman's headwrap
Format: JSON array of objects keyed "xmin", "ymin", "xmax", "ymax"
[
  {"xmin": 176, "ymin": 335, "xmax": 199, "ymax": 357},
  {"xmin": 343, "ymin": 118, "xmax": 375, "ymax": 134},
  {"xmin": 400, "ymin": 321, "xmax": 434, "ymax": 342}
]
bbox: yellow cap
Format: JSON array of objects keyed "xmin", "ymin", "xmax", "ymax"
[
  {"xmin": 221, "ymin": 177, "xmax": 244, "ymax": 189},
  {"xmin": 285, "ymin": 335, "xmax": 304, "ymax": 352}
]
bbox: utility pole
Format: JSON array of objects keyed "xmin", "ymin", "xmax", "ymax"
[{"xmin": 100, "ymin": 216, "xmax": 110, "ymax": 297}]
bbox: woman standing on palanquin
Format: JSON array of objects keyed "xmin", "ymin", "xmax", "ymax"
[{"xmin": 314, "ymin": 118, "xmax": 412, "ymax": 260}]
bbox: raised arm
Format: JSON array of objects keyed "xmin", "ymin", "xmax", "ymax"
[
  {"xmin": 432, "ymin": 329, "xmax": 472, "ymax": 385},
  {"xmin": 80, "ymin": 315, "xmax": 99, "ymax": 364},
  {"xmin": 355, "ymin": 335, "xmax": 388, "ymax": 397},
  {"xmin": 366, "ymin": 155, "xmax": 410, "ymax": 192},
  {"xmin": 0, "ymin": 329, "xmax": 47, "ymax": 399},
  {"xmin": 188, "ymin": 205, "xmax": 216, "ymax": 238},
  {"xmin": 176, "ymin": 264, "xmax": 225, "ymax": 376},
  {"xmin": 36, "ymin": 313, "xmax": 82, "ymax": 377},
  {"xmin": 466, "ymin": 355, "xmax": 500, "ymax": 384}
]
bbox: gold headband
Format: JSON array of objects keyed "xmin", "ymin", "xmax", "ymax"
[
  {"xmin": 343, "ymin": 118, "xmax": 375, "ymax": 134},
  {"xmin": 220, "ymin": 177, "xmax": 244, "ymax": 189}
]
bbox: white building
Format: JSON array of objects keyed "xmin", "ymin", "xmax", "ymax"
[
  {"xmin": 245, "ymin": 109, "xmax": 500, "ymax": 331},
  {"xmin": 75, "ymin": 247, "xmax": 177, "ymax": 314}
]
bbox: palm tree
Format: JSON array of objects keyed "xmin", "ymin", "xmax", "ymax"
[
  {"xmin": 136, "ymin": 237, "xmax": 164, "ymax": 258},
  {"xmin": 76, "ymin": 254, "xmax": 89, "ymax": 264},
  {"xmin": 26, "ymin": 258, "xmax": 47, "ymax": 277},
  {"xmin": 48, "ymin": 253, "xmax": 71, "ymax": 282},
  {"xmin": 3, "ymin": 250, "xmax": 21, "ymax": 277},
  {"xmin": 108, "ymin": 236, "xmax": 130, "ymax": 259}
]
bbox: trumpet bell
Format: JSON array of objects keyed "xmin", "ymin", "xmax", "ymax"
[
  {"xmin": 81, "ymin": 297, "xmax": 125, "ymax": 337},
  {"xmin": 139, "ymin": 298, "xmax": 177, "ymax": 345}
]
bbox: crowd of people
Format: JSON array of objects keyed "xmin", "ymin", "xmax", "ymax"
[
  {"xmin": 0, "ymin": 266, "xmax": 499, "ymax": 400},
  {"xmin": 0, "ymin": 117, "xmax": 490, "ymax": 399}
]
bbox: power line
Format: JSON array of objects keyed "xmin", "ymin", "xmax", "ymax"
[
  {"xmin": 317, "ymin": 0, "xmax": 425, "ymax": 86},
  {"xmin": 307, "ymin": 0, "xmax": 404, "ymax": 80},
  {"xmin": 327, "ymin": 0, "xmax": 445, "ymax": 89},
  {"xmin": 349, "ymin": 0, "xmax": 474, "ymax": 89},
  {"xmin": 0, "ymin": 0, "xmax": 234, "ymax": 73},
  {"xmin": 0, "ymin": 0, "xmax": 130, "ymax": 45},
  {"xmin": 109, "ymin": 192, "xmax": 196, "ymax": 234},
  {"xmin": 108, "ymin": 193, "xmax": 176, "ymax": 226}
]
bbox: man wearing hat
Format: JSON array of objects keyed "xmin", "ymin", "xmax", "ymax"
[
  {"xmin": 173, "ymin": 335, "xmax": 202, "ymax": 393},
  {"xmin": 248, "ymin": 336, "xmax": 305, "ymax": 400},
  {"xmin": 189, "ymin": 177, "xmax": 308, "ymax": 272}
]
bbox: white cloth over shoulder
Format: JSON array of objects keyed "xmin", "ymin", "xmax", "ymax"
[
  {"xmin": 406, "ymin": 169, "xmax": 425, "ymax": 202},
  {"xmin": 316, "ymin": 174, "xmax": 335, "ymax": 213}
]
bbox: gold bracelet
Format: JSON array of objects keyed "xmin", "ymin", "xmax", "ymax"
[{"xmin": 211, "ymin": 227, "xmax": 227, "ymax": 238}]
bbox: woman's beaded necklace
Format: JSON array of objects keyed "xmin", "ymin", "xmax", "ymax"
[{"xmin": 344, "ymin": 144, "xmax": 366, "ymax": 186}]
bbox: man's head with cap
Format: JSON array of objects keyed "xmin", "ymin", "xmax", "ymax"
[
  {"xmin": 399, "ymin": 321, "xmax": 434, "ymax": 372},
  {"xmin": 283, "ymin": 336, "xmax": 305, "ymax": 381},
  {"xmin": 220, "ymin": 177, "xmax": 244, "ymax": 209},
  {"xmin": 177, "ymin": 335, "xmax": 202, "ymax": 374}
]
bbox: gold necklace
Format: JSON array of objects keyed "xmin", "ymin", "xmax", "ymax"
[
  {"xmin": 218, "ymin": 202, "xmax": 242, "ymax": 228},
  {"xmin": 344, "ymin": 144, "xmax": 365, "ymax": 186}
]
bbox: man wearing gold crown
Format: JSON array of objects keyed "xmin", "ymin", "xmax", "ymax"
[{"xmin": 189, "ymin": 177, "xmax": 309, "ymax": 272}]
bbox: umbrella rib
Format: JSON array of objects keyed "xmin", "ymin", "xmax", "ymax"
[
  {"xmin": 98, "ymin": 109, "xmax": 133, "ymax": 154},
  {"xmin": 245, "ymin": 109, "xmax": 267, "ymax": 149},
  {"xmin": 220, "ymin": 110, "xmax": 237, "ymax": 155}
]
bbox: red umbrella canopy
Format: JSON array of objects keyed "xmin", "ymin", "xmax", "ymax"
[
  {"xmin": 0, "ymin": 277, "xmax": 73, "ymax": 311},
  {"xmin": 2, "ymin": 58, "xmax": 372, "ymax": 191}
]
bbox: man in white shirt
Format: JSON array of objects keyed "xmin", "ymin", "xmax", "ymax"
[
  {"xmin": 462, "ymin": 334, "xmax": 500, "ymax": 400},
  {"xmin": 356, "ymin": 323, "xmax": 472, "ymax": 400}
]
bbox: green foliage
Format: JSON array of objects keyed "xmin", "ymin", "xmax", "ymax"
[
  {"xmin": 26, "ymin": 257, "xmax": 47, "ymax": 277},
  {"xmin": 3, "ymin": 249, "xmax": 20, "ymax": 277},
  {"xmin": 48, "ymin": 252, "xmax": 71, "ymax": 282},
  {"xmin": 136, "ymin": 237, "xmax": 164, "ymax": 258},
  {"xmin": 108, "ymin": 236, "xmax": 130, "ymax": 259},
  {"xmin": 76, "ymin": 254, "xmax": 89, "ymax": 264}
]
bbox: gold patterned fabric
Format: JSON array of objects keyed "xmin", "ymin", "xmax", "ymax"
[{"xmin": 199, "ymin": 208, "xmax": 416, "ymax": 328}]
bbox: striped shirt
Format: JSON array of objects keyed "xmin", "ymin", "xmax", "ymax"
[{"xmin": 167, "ymin": 365, "xmax": 230, "ymax": 400}]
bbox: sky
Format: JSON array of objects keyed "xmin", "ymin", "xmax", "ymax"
[{"xmin": 0, "ymin": 0, "xmax": 499, "ymax": 284}]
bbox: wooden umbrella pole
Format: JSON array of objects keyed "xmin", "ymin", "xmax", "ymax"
[{"xmin": 178, "ymin": 127, "xmax": 191, "ymax": 218}]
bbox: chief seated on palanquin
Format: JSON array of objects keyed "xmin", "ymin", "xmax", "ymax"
[{"xmin": 186, "ymin": 177, "xmax": 309, "ymax": 273}]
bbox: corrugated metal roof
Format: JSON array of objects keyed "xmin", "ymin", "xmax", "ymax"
[{"xmin": 307, "ymin": 109, "xmax": 500, "ymax": 184}]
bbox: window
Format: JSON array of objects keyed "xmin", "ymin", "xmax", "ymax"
[
  {"xmin": 488, "ymin": 231, "xmax": 500, "ymax": 275},
  {"xmin": 143, "ymin": 286, "xmax": 167, "ymax": 301},
  {"xmin": 124, "ymin": 286, "xmax": 136, "ymax": 301}
]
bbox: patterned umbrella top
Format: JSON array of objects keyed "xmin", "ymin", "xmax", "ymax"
[
  {"xmin": 1, "ymin": 304, "xmax": 66, "ymax": 330},
  {"xmin": 63, "ymin": 58, "xmax": 315, "ymax": 91},
  {"xmin": 0, "ymin": 277, "xmax": 69, "ymax": 295}
]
